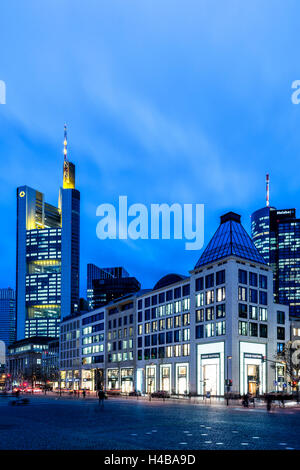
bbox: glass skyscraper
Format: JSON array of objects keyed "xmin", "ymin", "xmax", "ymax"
[
  {"xmin": 16, "ymin": 127, "xmax": 80, "ymax": 340},
  {"xmin": 87, "ymin": 263, "xmax": 139, "ymax": 310},
  {"xmin": 251, "ymin": 207, "xmax": 300, "ymax": 317},
  {"xmin": 0, "ymin": 288, "xmax": 16, "ymax": 347}
]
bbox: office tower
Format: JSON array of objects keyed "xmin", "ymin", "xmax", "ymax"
[
  {"xmin": 16, "ymin": 126, "xmax": 80, "ymax": 339},
  {"xmin": 0, "ymin": 288, "xmax": 16, "ymax": 346},
  {"xmin": 251, "ymin": 177, "xmax": 300, "ymax": 317},
  {"xmin": 86, "ymin": 263, "xmax": 139, "ymax": 309}
]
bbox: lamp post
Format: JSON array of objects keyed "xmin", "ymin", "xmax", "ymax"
[{"xmin": 226, "ymin": 356, "xmax": 232, "ymax": 406}]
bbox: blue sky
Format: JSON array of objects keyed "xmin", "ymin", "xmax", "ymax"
[{"xmin": 1, "ymin": 0, "xmax": 300, "ymax": 296}]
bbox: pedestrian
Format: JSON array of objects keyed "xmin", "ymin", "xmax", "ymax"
[
  {"xmin": 267, "ymin": 396, "xmax": 272, "ymax": 411},
  {"xmin": 82, "ymin": 389, "xmax": 86, "ymax": 399},
  {"xmin": 98, "ymin": 388, "xmax": 105, "ymax": 408}
]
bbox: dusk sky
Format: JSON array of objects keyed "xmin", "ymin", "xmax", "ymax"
[{"xmin": 1, "ymin": 1, "xmax": 300, "ymax": 296}]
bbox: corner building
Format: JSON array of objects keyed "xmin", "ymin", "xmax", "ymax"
[
  {"xmin": 134, "ymin": 212, "xmax": 289, "ymax": 396},
  {"xmin": 59, "ymin": 212, "xmax": 290, "ymax": 396}
]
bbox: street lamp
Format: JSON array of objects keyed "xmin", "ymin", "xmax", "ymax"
[{"xmin": 226, "ymin": 356, "xmax": 232, "ymax": 406}]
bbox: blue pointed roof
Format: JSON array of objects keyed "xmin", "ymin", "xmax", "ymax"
[{"xmin": 194, "ymin": 212, "xmax": 267, "ymax": 268}]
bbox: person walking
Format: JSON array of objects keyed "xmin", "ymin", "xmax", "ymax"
[{"xmin": 98, "ymin": 388, "xmax": 105, "ymax": 408}]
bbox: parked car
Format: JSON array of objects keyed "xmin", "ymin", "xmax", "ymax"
[{"xmin": 151, "ymin": 390, "xmax": 170, "ymax": 399}]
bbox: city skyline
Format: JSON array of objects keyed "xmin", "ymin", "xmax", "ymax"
[{"xmin": 1, "ymin": 1, "xmax": 300, "ymax": 296}]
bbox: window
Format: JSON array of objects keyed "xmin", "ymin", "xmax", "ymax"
[
  {"xmin": 205, "ymin": 273, "xmax": 214, "ymax": 288},
  {"xmin": 239, "ymin": 304, "xmax": 248, "ymax": 319},
  {"xmin": 249, "ymin": 306, "xmax": 258, "ymax": 320},
  {"xmin": 238, "ymin": 269, "xmax": 247, "ymax": 284},
  {"xmin": 259, "ymin": 275, "xmax": 267, "ymax": 289},
  {"xmin": 259, "ymin": 308, "xmax": 267, "ymax": 322},
  {"xmin": 159, "ymin": 292, "xmax": 165, "ymax": 304},
  {"xmin": 145, "ymin": 309, "xmax": 150, "ymax": 321},
  {"xmin": 239, "ymin": 321, "xmax": 248, "ymax": 336},
  {"xmin": 174, "ymin": 300, "xmax": 181, "ymax": 313},
  {"xmin": 195, "ymin": 277, "xmax": 204, "ymax": 291},
  {"xmin": 277, "ymin": 311, "xmax": 285, "ymax": 325},
  {"xmin": 216, "ymin": 321, "xmax": 226, "ymax": 336},
  {"xmin": 182, "ymin": 298, "xmax": 190, "ymax": 311},
  {"xmin": 259, "ymin": 291, "xmax": 267, "ymax": 305},
  {"xmin": 249, "ymin": 322, "xmax": 258, "ymax": 337},
  {"xmin": 182, "ymin": 344, "xmax": 190, "ymax": 356},
  {"xmin": 166, "ymin": 331, "xmax": 173, "ymax": 343},
  {"xmin": 196, "ymin": 324, "xmax": 204, "ymax": 338},
  {"xmin": 216, "ymin": 287, "xmax": 225, "ymax": 302},
  {"xmin": 216, "ymin": 304, "xmax": 225, "ymax": 318},
  {"xmin": 166, "ymin": 290, "xmax": 173, "ymax": 301},
  {"xmin": 152, "ymin": 295, "xmax": 158, "ymax": 306},
  {"xmin": 205, "ymin": 307, "xmax": 214, "ymax": 321},
  {"xmin": 205, "ymin": 323, "xmax": 214, "ymax": 337},
  {"xmin": 277, "ymin": 327, "xmax": 285, "ymax": 341},
  {"xmin": 166, "ymin": 317, "xmax": 173, "ymax": 329},
  {"xmin": 174, "ymin": 287, "xmax": 181, "ymax": 299},
  {"xmin": 145, "ymin": 297, "xmax": 150, "ymax": 308},
  {"xmin": 174, "ymin": 315, "xmax": 181, "ymax": 328},
  {"xmin": 182, "ymin": 313, "xmax": 190, "ymax": 326},
  {"xmin": 183, "ymin": 328, "xmax": 190, "ymax": 341},
  {"xmin": 174, "ymin": 329, "xmax": 181, "ymax": 342},
  {"xmin": 216, "ymin": 269, "xmax": 225, "ymax": 285},
  {"xmin": 249, "ymin": 289, "xmax": 258, "ymax": 304},
  {"xmin": 174, "ymin": 345, "xmax": 181, "ymax": 357},
  {"xmin": 196, "ymin": 292, "xmax": 204, "ymax": 307},
  {"xmin": 183, "ymin": 284, "xmax": 190, "ymax": 296},
  {"xmin": 238, "ymin": 286, "xmax": 247, "ymax": 301},
  {"xmin": 196, "ymin": 309, "xmax": 204, "ymax": 322},
  {"xmin": 206, "ymin": 290, "xmax": 214, "ymax": 305},
  {"xmin": 249, "ymin": 272, "xmax": 258, "ymax": 287},
  {"xmin": 277, "ymin": 343, "xmax": 284, "ymax": 353},
  {"xmin": 259, "ymin": 324, "xmax": 268, "ymax": 338}
]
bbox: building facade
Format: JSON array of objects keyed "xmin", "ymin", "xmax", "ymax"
[
  {"xmin": 251, "ymin": 206, "xmax": 300, "ymax": 317},
  {"xmin": 0, "ymin": 287, "xmax": 16, "ymax": 347},
  {"xmin": 16, "ymin": 127, "xmax": 80, "ymax": 340},
  {"xmin": 7, "ymin": 337, "xmax": 51, "ymax": 388},
  {"xmin": 59, "ymin": 309, "xmax": 105, "ymax": 391},
  {"xmin": 87, "ymin": 263, "xmax": 140, "ymax": 310},
  {"xmin": 58, "ymin": 212, "xmax": 290, "ymax": 397}
]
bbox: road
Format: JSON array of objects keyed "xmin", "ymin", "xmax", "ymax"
[{"xmin": 0, "ymin": 395, "xmax": 299, "ymax": 450}]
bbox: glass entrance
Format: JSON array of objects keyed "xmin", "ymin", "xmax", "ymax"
[
  {"xmin": 161, "ymin": 366, "xmax": 171, "ymax": 393},
  {"xmin": 247, "ymin": 365, "xmax": 259, "ymax": 395},
  {"xmin": 146, "ymin": 367, "xmax": 156, "ymax": 393},
  {"xmin": 203, "ymin": 364, "xmax": 217, "ymax": 395}
]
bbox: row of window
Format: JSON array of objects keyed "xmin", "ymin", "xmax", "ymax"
[{"xmin": 138, "ymin": 344, "xmax": 190, "ymax": 360}]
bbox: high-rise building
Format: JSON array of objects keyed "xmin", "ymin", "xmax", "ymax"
[
  {"xmin": 0, "ymin": 288, "xmax": 16, "ymax": 346},
  {"xmin": 251, "ymin": 177, "xmax": 300, "ymax": 317},
  {"xmin": 16, "ymin": 126, "xmax": 80, "ymax": 340},
  {"xmin": 86, "ymin": 263, "xmax": 139, "ymax": 310}
]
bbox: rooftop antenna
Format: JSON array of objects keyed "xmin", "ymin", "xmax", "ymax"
[{"xmin": 266, "ymin": 173, "xmax": 270, "ymax": 207}]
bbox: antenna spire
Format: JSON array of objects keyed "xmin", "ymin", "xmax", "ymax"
[
  {"xmin": 266, "ymin": 173, "xmax": 270, "ymax": 207},
  {"xmin": 63, "ymin": 124, "xmax": 68, "ymax": 161}
]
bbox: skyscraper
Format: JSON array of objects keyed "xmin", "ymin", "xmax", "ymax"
[
  {"xmin": 87, "ymin": 263, "xmax": 139, "ymax": 309},
  {"xmin": 16, "ymin": 126, "xmax": 80, "ymax": 340},
  {"xmin": 251, "ymin": 177, "xmax": 300, "ymax": 317},
  {"xmin": 0, "ymin": 288, "xmax": 16, "ymax": 347}
]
